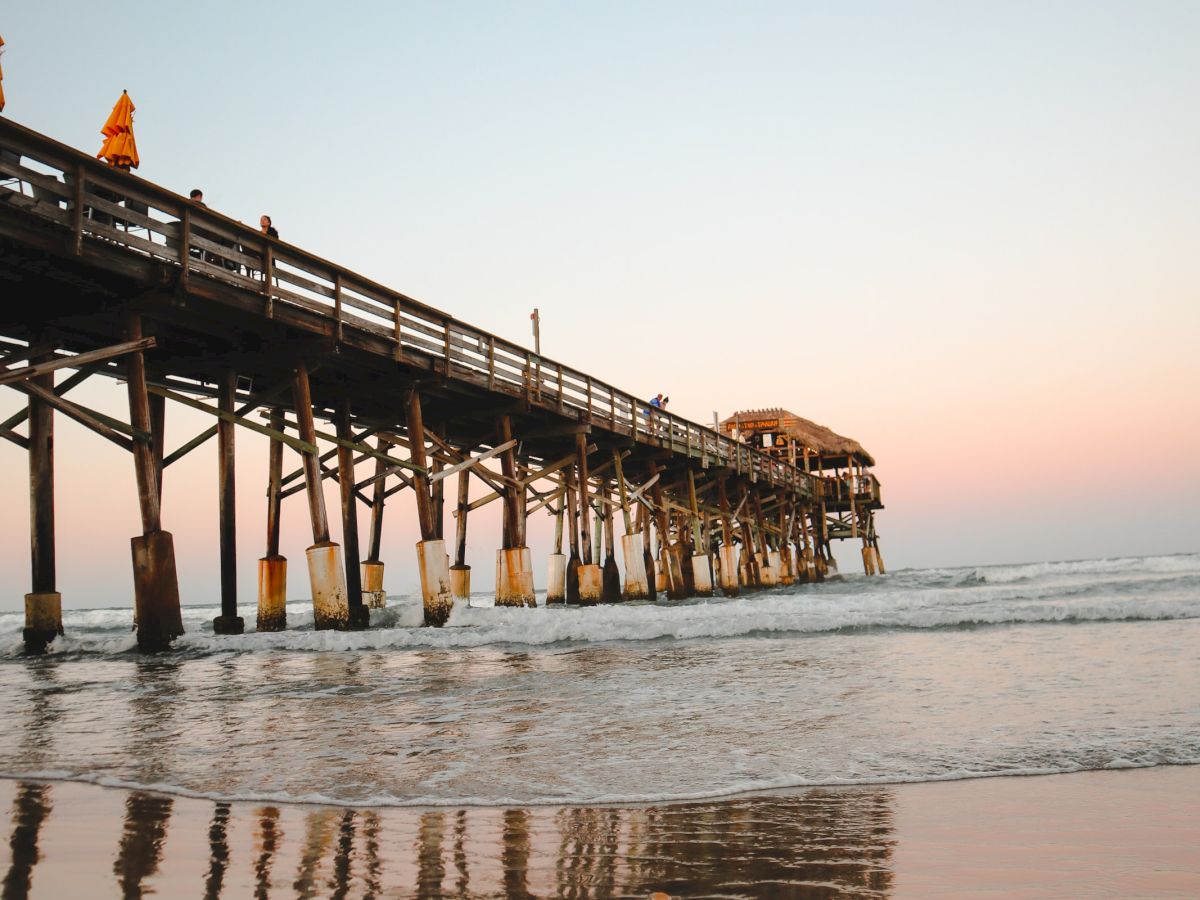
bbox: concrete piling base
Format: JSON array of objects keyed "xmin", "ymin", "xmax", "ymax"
[
  {"xmin": 520, "ymin": 547, "xmax": 536, "ymax": 606},
  {"xmin": 620, "ymin": 534, "xmax": 649, "ymax": 600},
  {"xmin": 780, "ymin": 550, "xmax": 795, "ymax": 586},
  {"xmin": 874, "ymin": 546, "xmax": 886, "ymax": 575},
  {"xmin": 417, "ymin": 539, "xmax": 453, "ymax": 626},
  {"xmin": 131, "ymin": 530, "xmax": 185, "ymax": 652},
  {"xmin": 770, "ymin": 550, "xmax": 783, "ymax": 585},
  {"xmin": 546, "ymin": 553, "xmax": 567, "ymax": 604},
  {"xmin": 496, "ymin": 547, "xmax": 535, "ymax": 608},
  {"xmin": 760, "ymin": 552, "xmax": 779, "ymax": 588},
  {"xmin": 578, "ymin": 564, "xmax": 603, "ymax": 604},
  {"xmin": 449, "ymin": 564, "xmax": 471, "ymax": 605},
  {"xmin": 691, "ymin": 555, "xmax": 713, "ymax": 596},
  {"xmin": 22, "ymin": 592, "xmax": 62, "ymax": 654},
  {"xmin": 861, "ymin": 546, "xmax": 876, "ymax": 575},
  {"xmin": 602, "ymin": 554, "xmax": 622, "ymax": 603},
  {"xmin": 362, "ymin": 560, "xmax": 387, "ymax": 608},
  {"xmin": 718, "ymin": 545, "xmax": 739, "ymax": 597},
  {"xmin": 256, "ymin": 555, "xmax": 288, "ymax": 632},
  {"xmin": 306, "ymin": 541, "xmax": 349, "ymax": 630},
  {"xmin": 655, "ymin": 563, "xmax": 667, "ymax": 593}
]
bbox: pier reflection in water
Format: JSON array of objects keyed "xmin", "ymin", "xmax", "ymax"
[{"xmin": 0, "ymin": 779, "xmax": 895, "ymax": 898}]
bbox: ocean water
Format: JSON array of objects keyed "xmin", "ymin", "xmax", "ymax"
[{"xmin": 0, "ymin": 553, "xmax": 1197, "ymax": 809}]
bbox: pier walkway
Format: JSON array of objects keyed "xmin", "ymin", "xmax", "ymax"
[{"xmin": 0, "ymin": 117, "xmax": 883, "ymax": 652}]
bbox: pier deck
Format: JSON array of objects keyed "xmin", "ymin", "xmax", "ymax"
[{"xmin": 0, "ymin": 117, "xmax": 884, "ymax": 651}]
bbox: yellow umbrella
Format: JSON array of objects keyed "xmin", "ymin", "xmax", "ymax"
[
  {"xmin": 1, "ymin": 35, "xmax": 6, "ymax": 113},
  {"xmin": 97, "ymin": 89, "xmax": 139, "ymax": 169}
]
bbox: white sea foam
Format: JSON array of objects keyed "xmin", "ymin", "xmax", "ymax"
[{"xmin": 2, "ymin": 554, "xmax": 1197, "ymax": 657}]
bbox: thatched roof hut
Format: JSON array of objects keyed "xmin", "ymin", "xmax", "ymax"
[{"xmin": 719, "ymin": 408, "xmax": 875, "ymax": 469}]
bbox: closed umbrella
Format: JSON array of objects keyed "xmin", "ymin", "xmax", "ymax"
[{"xmin": 98, "ymin": 89, "xmax": 139, "ymax": 169}]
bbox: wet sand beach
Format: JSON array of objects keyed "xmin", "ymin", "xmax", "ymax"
[{"xmin": 2, "ymin": 766, "xmax": 1196, "ymax": 898}]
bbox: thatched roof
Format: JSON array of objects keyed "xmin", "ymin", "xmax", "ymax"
[{"xmin": 719, "ymin": 407, "xmax": 875, "ymax": 468}]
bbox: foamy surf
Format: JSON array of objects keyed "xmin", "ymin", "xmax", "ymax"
[{"xmin": 2, "ymin": 552, "xmax": 1197, "ymax": 657}]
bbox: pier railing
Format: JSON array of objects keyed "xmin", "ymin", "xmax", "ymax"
[{"xmin": 0, "ymin": 118, "xmax": 812, "ymax": 495}]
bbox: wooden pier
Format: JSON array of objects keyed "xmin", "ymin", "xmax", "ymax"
[{"xmin": 0, "ymin": 117, "xmax": 885, "ymax": 653}]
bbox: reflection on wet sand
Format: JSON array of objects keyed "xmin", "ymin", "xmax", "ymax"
[
  {"xmin": 114, "ymin": 792, "xmax": 173, "ymax": 898},
  {"xmin": 0, "ymin": 779, "xmax": 895, "ymax": 897},
  {"xmin": 3, "ymin": 783, "xmax": 51, "ymax": 900}
]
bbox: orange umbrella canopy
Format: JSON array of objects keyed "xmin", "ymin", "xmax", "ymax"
[
  {"xmin": 98, "ymin": 89, "xmax": 139, "ymax": 169},
  {"xmin": 1, "ymin": 35, "xmax": 6, "ymax": 113}
]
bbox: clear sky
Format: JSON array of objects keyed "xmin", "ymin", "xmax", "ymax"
[{"xmin": 1, "ymin": 2, "xmax": 1197, "ymax": 611}]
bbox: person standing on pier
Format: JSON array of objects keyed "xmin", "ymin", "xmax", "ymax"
[{"xmin": 260, "ymin": 215, "xmax": 278, "ymax": 239}]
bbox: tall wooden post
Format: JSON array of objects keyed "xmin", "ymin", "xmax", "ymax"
[
  {"xmin": 715, "ymin": 474, "xmax": 738, "ymax": 596},
  {"xmin": 213, "ymin": 369, "xmax": 244, "ymax": 634},
  {"xmin": 648, "ymin": 463, "xmax": 683, "ymax": 599},
  {"xmin": 546, "ymin": 501, "xmax": 567, "ymax": 604},
  {"xmin": 293, "ymin": 363, "xmax": 348, "ymax": 630},
  {"xmin": 362, "ymin": 438, "xmax": 388, "ymax": 609},
  {"xmin": 495, "ymin": 416, "xmax": 533, "ymax": 607},
  {"xmin": 565, "ymin": 460, "xmax": 581, "ymax": 604},
  {"xmin": 601, "ymin": 481, "xmax": 621, "ymax": 602},
  {"xmin": 23, "ymin": 355, "xmax": 62, "ymax": 653},
  {"xmin": 574, "ymin": 434, "xmax": 603, "ymax": 603},
  {"xmin": 576, "ymin": 435, "xmax": 592, "ymax": 566},
  {"xmin": 125, "ymin": 314, "xmax": 184, "ymax": 651},
  {"xmin": 149, "ymin": 393, "xmax": 165, "ymax": 499},
  {"xmin": 257, "ymin": 407, "xmax": 288, "ymax": 631},
  {"xmin": 612, "ymin": 449, "xmax": 647, "ymax": 600},
  {"xmin": 432, "ymin": 454, "xmax": 445, "ymax": 540},
  {"xmin": 450, "ymin": 469, "xmax": 471, "ymax": 603},
  {"xmin": 336, "ymin": 401, "xmax": 369, "ymax": 628},
  {"xmin": 408, "ymin": 389, "xmax": 453, "ymax": 624}
]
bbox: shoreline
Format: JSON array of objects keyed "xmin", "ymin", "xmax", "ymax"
[
  {"xmin": 2, "ymin": 765, "xmax": 1196, "ymax": 897},
  {"xmin": 1, "ymin": 759, "xmax": 1197, "ymax": 811}
]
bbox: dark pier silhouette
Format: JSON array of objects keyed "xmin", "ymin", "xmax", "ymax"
[{"xmin": 0, "ymin": 117, "xmax": 883, "ymax": 652}]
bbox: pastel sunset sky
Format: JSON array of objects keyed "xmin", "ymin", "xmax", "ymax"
[{"xmin": 1, "ymin": 1, "xmax": 1197, "ymax": 610}]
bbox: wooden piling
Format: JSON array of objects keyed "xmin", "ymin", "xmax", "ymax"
[
  {"xmin": 601, "ymin": 482, "xmax": 621, "ymax": 603},
  {"xmin": 294, "ymin": 363, "xmax": 349, "ymax": 630},
  {"xmin": 496, "ymin": 416, "xmax": 534, "ymax": 606},
  {"xmin": 336, "ymin": 401, "xmax": 369, "ymax": 628},
  {"xmin": 213, "ymin": 369, "xmax": 244, "ymax": 635},
  {"xmin": 257, "ymin": 407, "xmax": 288, "ymax": 631},
  {"xmin": 408, "ymin": 389, "xmax": 453, "ymax": 625},
  {"xmin": 362, "ymin": 437, "xmax": 389, "ymax": 609},
  {"xmin": 565, "ymin": 458, "xmax": 581, "ymax": 604},
  {"xmin": 450, "ymin": 469, "xmax": 471, "ymax": 603},
  {"xmin": 125, "ymin": 314, "xmax": 183, "ymax": 651},
  {"xmin": 23, "ymin": 355, "xmax": 61, "ymax": 653}
]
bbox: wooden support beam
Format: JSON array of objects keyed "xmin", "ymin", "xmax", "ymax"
[
  {"xmin": 162, "ymin": 379, "xmax": 295, "ymax": 469},
  {"xmin": 28, "ymin": 357, "xmax": 55, "ymax": 595},
  {"xmin": 277, "ymin": 424, "xmax": 378, "ymax": 487},
  {"xmin": 577, "ymin": 433, "xmax": 592, "ymax": 565},
  {"xmin": 498, "ymin": 416, "xmax": 523, "ymax": 548},
  {"xmin": 217, "ymin": 370, "xmax": 238, "ymax": 621},
  {"xmin": 336, "ymin": 401, "xmax": 367, "ymax": 626},
  {"xmin": 429, "ymin": 440, "xmax": 515, "ymax": 484},
  {"xmin": 265, "ymin": 408, "xmax": 284, "ymax": 558},
  {"xmin": 8, "ymin": 381, "xmax": 141, "ymax": 452},
  {"xmin": 293, "ymin": 363, "xmax": 330, "ymax": 544},
  {"xmin": 0, "ymin": 367, "xmax": 92, "ymax": 432},
  {"xmin": 407, "ymin": 390, "xmax": 437, "ymax": 541},
  {"xmin": 366, "ymin": 438, "xmax": 387, "ymax": 562},
  {"xmin": 125, "ymin": 316, "xmax": 162, "ymax": 535},
  {"xmin": 0, "ymin": 426, "xmax": 29, "ymax": 449},
  {"xmin": 612, "ymin": 450, "xmax": 633, "ymax": 536},
  {"xmin": 0, "ymin": 338, "xmax": 155, "ymax": 387},
  {"xmin": 453, "ymin": 469, "xmax": 470, "ymax": 568},
  {"xmin": 150, "ymin": 385, "xmax": 316, "ymax": 456}
]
